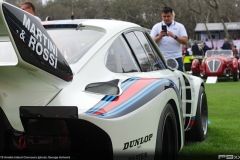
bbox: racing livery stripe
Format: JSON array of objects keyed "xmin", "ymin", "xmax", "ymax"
[
  {"xmin": 91, "ymin": 78, "xmax": 157, "ymax": 116},
  {"xmin": 86, "ymin": 78, "xmax": 179, "ymax": 119},
  {"xmin": 86, "ymin": 78, "xmax": 139, "ymax": 114},
  {"xmin": 96, "ymin": 80, "xmax": 167, "ymax": 117}
]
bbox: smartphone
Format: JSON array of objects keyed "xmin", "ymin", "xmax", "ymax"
[{"xmin": 162, "ymin": 25, "xmax": 167, "ymax": 33}]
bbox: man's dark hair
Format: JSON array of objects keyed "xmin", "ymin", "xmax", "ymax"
[
  {"xmin": 162, "ymin": 7, "xmax": 173, "ymax": 14},
  {"xmin": 21, "ymin": 2, "xmax": 35, "ymax": 13}
]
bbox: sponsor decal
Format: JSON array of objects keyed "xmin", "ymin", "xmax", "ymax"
[
  {"xmin": 87, "ymin": 78, "xmax": 176, "ymax": 118},
  {"xmin": 128, "ymin": 152, "xmax": 148, "ymax": 160},
  {"xmin": 21, "ymin": 14, "xmax": 58, "ymax": 69},
  {"xmin": 123, "ymin": 134, "xmax": 153, "ymax": 150}
]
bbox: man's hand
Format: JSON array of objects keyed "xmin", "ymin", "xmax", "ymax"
[
  {"xmin": 167, "ymin": 31, "xmax": 175, "ymax": 38},
  {"xmin": 154, "ymin": 30, "xmax": 167, "ymax": 42}
]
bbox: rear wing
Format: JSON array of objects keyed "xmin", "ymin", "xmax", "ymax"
[{"xmin": 0, "ymin": 1, "xmax": 73, "ymax": 88}]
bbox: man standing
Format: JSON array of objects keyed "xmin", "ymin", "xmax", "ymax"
[
  {"xmin": 191, "ymin": 41, "xmax": 202, "ymax": 56},
  {"xmin": 221, "ymin": 38, "xmax": 231, "ymax": 50},
  {"xmin": 150, "ymin": 6, "xmax": 188, "ymax": 72},
  {"xmin": 21, "ymin": 2, "xmax": 41, "ymax": 22},
  {"xmin": 202, "ymin": 42, "xmax": 211, "ymax": 55}
]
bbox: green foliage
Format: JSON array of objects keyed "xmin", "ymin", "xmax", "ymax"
[
  {"xmin": 179, "ymin": 80, "xmax": 240, "ymax": 159},
  {"xmin": 4, "ymin": 0, "xmax": 240, "ymax": 41}
]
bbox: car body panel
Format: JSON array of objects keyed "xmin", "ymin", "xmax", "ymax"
[{"xmin": 0, "ymin": 1, "xmax": 206, "ymax": 158}]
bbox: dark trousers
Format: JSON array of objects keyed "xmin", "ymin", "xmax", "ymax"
[{"xmin": 175, "ymin": 57, "xmax": 184, "ymax": 72}]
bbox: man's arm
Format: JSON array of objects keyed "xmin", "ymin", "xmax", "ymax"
[
  {"xmin": 153, "ymin": 30, "xmax": 167, "ymax": 43},
  {"xmin": 167, "ymin": 31, "xmax": 188, "ymax": 45},
  {"xmin": 174, "ymin": 36, "xmax": 188, "ymax": 45}
]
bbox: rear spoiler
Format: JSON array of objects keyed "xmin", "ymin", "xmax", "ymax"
[{"xmin": 0, "ymin": 1, "xmax": 73, "ymax": 88}]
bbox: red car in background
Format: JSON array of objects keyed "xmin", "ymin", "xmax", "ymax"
[{"xmin": 191, "ymin": 50, "xmax": 240, "ymax": 81}]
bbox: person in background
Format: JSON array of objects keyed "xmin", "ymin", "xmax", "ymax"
[
  {"xmin": 150, "ymin": 6, "xmax": 188, "ymax": 72},
  {"xmin": 191, "ymin": 41, "xmax": 202, "ymax": 56},
  {"xmin": 232, "ymin": 45, "xmax": 239, "ymax": 59},
  {"xmin": 182, "ymin": 46, "xmax": 189, "ymax": 57},
  {"xmin": 221, "ymin": 38, "xmax": 231, "ymax": 50},
  {"xmin": 187, "ymin": 46, "xmax": 193, "ymax": 56},
  {"xmin": 21, "ymin": 2, "xmax": 41, "ymax": 22},
  {"xmin": 202, "ymin": 42, "xmax": 211, "ymax": 55},
  {"xmin": 183, "ymin": 46, "xmax": 193, "ymax": 71}
]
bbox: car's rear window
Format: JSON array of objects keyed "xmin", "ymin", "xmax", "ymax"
[{"xmin": 46, "ymin": 29, "xmax": 104, "ymax": 64}]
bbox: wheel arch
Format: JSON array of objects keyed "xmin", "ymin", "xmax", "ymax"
[
  {"xmin": 168, "ymin": 99, "xmax": 183, "ymax": 152},
  {"xmin": 188, "ymin": 76, "xmax": 205, "ymax": 118}
]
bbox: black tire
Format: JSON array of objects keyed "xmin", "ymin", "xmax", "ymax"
[
  {"xmin": 233, "ymin": 71, "xmax": 239, "ymax": 82},
  {"xmin": 0, "ymin": 111, "xmax": 5, "ymax": 153},
  {"xmin": 185, "ymin": 86, "xmax": 208, "ymax": 141},
  {"xmin": 154, "ymin": 103, "xmax": 178, "ymax": 160}
]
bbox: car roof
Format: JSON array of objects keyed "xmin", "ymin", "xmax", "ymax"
[{"xmin": 42, "ymin": 19, "xmax": 141, "ymax": 32}]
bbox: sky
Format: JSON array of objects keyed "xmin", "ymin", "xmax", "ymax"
[{"xmin": 42, "ymin": 0, "xmax": 47, "ymax": 4}]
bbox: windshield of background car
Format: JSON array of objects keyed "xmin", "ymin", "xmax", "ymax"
[
  {"xmin": 0, "ymin": 41, "xmax": 18, "ymax": 66},
  {"xmin": 205, "ymin": 50, "xmax": 233, "ymax": 58},
  {"xmin": 46, "ymin": 29, "xmax": 104, "ymax": 64}
]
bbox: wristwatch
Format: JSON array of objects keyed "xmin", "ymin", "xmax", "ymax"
[{"xmin": 174, "ymin": 35, "xmax": 178, "ymax": 39}]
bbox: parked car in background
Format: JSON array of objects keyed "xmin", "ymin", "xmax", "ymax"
[
  {"xmin": 191, "ymin": 50, "xmax": 240, "ymax": 81},
  {"xmin": 0, "ymin": 1, "xmax": 208, "ymax": 159}
]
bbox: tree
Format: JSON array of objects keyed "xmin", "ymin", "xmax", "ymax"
[
  {"xmin": 204, "ymin": 0, "xmax": 232, "ymax": 44},
  {"xmin": 187, "ymin": 0, "xmax": 214, "ymax": 48}
]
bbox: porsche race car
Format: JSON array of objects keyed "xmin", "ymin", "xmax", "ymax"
[{"xmin": 0, "ymin": 1, "xmax": 208, "ymax": 159}]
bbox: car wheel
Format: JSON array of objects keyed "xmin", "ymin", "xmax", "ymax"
[
  {"xmin": 186, "ymin": 86, "xmax": 208, "ymax": 141},
  {"xmin": 0, "ymin": 111, "xmax": 5, "ymax": 153},
  {"xmin": 154, "ymin": 103, "xmax": 178, "ymax": 160},
  {"xmin": 233, "ymin": 71, "xmax": 239, "ymax": 81}
]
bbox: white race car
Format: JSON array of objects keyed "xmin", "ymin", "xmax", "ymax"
[{"xmin": 0, "ymin": 1, "xmax": 208, "ymax": 159}]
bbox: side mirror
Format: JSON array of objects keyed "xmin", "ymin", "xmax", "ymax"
[
  {"xmin": 166, "ymin": 58, "xmax": 179, "ymax": 70},
  {"xmin": 84, "ymin": 79, "xmax": 121, "ymax": 96}
]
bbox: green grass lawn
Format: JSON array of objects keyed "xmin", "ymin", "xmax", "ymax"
[{"xmin": 179, "ymin": 79, "xmax": 240, "ymax": 159}]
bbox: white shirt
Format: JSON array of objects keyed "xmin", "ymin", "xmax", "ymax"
[
  {"xmin": 187, "ymin": 47, "xmax": 192, "ymax": 55},
  {"xmin": 150, "ymin": 20, "xmax": 188, "ymax": 59}
]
